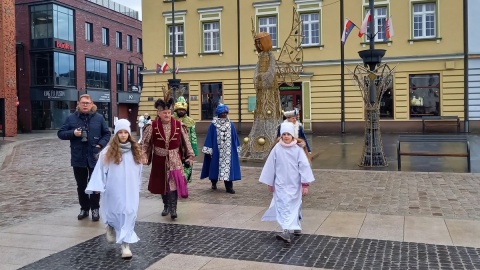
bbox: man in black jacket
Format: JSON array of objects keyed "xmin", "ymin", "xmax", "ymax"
[{"xmin": 58, "ymin": 94, "xmax": 111, "ymax": 221}]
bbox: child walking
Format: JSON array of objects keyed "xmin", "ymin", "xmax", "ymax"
[
  {"xmin": 259, "ymin": 122, "xmax": 315, "ymax": 244},
  {"xmin": 85, "ymin": 119, "xmax": 143, "ymax": 259}
]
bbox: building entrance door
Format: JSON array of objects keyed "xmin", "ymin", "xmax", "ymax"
[{"xmin": 280, "ymin": 93, "xmax": 302, "ymax": 122}]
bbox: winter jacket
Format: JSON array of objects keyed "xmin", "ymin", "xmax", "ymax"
[{"xmin": 57, "ymin": 108, "xmax": 111, "ymax": 168}]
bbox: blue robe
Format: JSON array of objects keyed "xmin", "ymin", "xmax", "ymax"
[{"xmin": 201, "ymin": 119, "xmax": 242, "ymax": 181}]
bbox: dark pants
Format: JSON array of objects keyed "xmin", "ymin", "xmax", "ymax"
[
  {"xmin": 211, "ymin": 180, "xmax": 233, "ymax": 190},
  {"xmin": 73, "ymin": 167, "xmax": 100, "ymax": 211}
]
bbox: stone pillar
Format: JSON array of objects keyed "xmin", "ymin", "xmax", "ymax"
[{"xmin": 0, "ymin": 0, "xmax": 17, "ymax": 136}]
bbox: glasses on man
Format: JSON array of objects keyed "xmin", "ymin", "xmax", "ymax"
[{"xmin": 80, "ymin": 102, "xmax": 92, "ymax": 106}]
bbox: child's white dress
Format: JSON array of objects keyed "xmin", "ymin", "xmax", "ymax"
[
  {"xmin": 259, "ymin": 142, "xmax": 315, "ymax": 231},
  {"xmin": 86, "ymin": 146, "xmax": 143, "ymax": 244}
]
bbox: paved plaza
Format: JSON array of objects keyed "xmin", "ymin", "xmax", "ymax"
[{"xmin": 1, "ymin": 132, "xmax": 480, "ymax": 269}]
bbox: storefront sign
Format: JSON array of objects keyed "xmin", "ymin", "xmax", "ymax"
[
  {"xmin": 279, "ymin": 84, "xmax": 302, "ymax": 91},
  {"xmin": 55, "ymin": 41, "xmax": 72, "ymax": 51},
  {"xmin": 30, "ymin": 88, "xmax": 78, "ymax": 101},
  {"xmin": 117, "ymin": 92, "xmax": 140, "ymax": 104},
  {"xmin": 87, "ymin": 90, "xmax": 111, "ymax": 102}
]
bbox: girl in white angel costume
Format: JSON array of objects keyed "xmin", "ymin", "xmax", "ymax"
[
  {"xmin": 86, "ymin": 119, "xmax": 143, "ymax": 259},
  {"xmin": 260, "ymin": 122, "xmax": 315, "ymax": 244}
]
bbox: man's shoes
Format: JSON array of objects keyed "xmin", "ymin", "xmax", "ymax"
[
  {"xmin": 91, "ymin": 209, "xmax": 100, "ymax": 222},
  {"xmin": 211, "ymin": 183, "xmax": 217, "ymax": 190},
  {"xmin": 226, "ymin": 188, "xmax": 235, "ymax": 194},
  {"xmin": 121, "ymin": 243, "xmax": 133, "ymax": 259},
  {"xmin": 293, "ymin": 230, "xmax": 302, "ymax": 236},
  {"xmin": 276, "ymin": 229, "xmax": 291, "ymax": 243},
  {"xmin": 77, "ymin": 210, "xmax": 89, "ymax": 220},
  {"xmin": 106, "ymin": 225, "xmax": 116, "ymax": 244}
]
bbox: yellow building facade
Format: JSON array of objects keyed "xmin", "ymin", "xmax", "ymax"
[{"xmin": 140, "ymin": 0, "xmax": 464, "ymax": 133}]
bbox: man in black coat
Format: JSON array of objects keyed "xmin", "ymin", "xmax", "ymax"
[{"xmin": 58, "ymin": 94, "xmax": 111, "ymax": 221}]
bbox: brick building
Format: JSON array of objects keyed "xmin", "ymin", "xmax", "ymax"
[{"xmin": 15, "ymin": 0, "xmax": 142, "ymax": 132}]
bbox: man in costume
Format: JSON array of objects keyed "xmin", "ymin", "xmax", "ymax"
[
  {"xmin": 173, "ymin": 96, "xmax": 198, "ymax": 182},
  {"xmin": 200, "ymin": 103, "xmax": 242, "ymax": 194},
  {"xmin": 141, "ymin": 97, "xmax": 195, "ymax": 219},
  {"xmin": 277, "ymin": 109, "xmax": 311, "ymax": 154}
]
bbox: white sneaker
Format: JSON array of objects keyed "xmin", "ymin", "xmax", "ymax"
[
  {"xmin": 121, "ymin": 243, "xmax": 133, "ymax": 259},
  {"xmin": 106, "ymin": 225, "xmax": 115, "ymax": 244}
]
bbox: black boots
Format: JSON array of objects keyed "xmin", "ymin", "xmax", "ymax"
[
  {"xmin": 224, "ymin": 181, "xmax": 235, "ymax": 194},
  {"xmin": 169, "ymin": 191, "xmax": 178, "ymax": 220},
  {"xmin": 211, "ymin": 180, "xmax": 217, "ymax": 190},
  {"xmin": 77, "ymin": 209, "xmax": 89, "ymax": 220},
  {"xmin": 161, "ymin": 194, "xmax": 169, "ymax": 216}
]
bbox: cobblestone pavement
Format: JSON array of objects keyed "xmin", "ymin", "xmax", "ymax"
[
  {"xmin": 2, "ymin": 138, "xmax": 480, "ymax": 230},
  {"xmin": 20, "ymin": 222, "xmax": 480, "ymax": 270}
]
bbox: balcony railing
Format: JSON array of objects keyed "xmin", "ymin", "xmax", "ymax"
[{"xmin": 86, "ymin": 0, "xmax": 139, "ymax": 20}]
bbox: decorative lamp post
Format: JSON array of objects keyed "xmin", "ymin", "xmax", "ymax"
[
  {"xmin": 169, "ymin": 0, "xmax": 180, "ymax": 100},
  {"xmin": 127, "ymin": 56, "xmax": 144, "ymax": 91}
]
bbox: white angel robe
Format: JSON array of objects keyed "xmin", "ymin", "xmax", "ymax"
[
  {"xmin": 259, "ymin": 142, "xmax": 315, "ymax": 231},
  {"xmin": 85, "ymin": 147, "xmax": 142, "ymax": 244}
]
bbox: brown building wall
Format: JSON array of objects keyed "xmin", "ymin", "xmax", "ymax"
[{"xmin": 15, "ymin": 0, "xmax": 142, "ymax": 132}]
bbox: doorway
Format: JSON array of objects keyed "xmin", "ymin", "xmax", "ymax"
[{"xmin": 280, "ymin": 91, "xmax": 303, "ymax": 122}]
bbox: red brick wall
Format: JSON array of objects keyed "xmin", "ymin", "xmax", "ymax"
[
  {"xmin": 15, "ymin": 0, "xmax": 142, "ymax": 132},
  {"xmin": 1, "ymin": 0, "xmax": 17, "ymax": 136}
]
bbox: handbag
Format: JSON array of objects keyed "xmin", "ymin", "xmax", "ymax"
[{"xmin": 175, "ymin": 176, "xmax": 188, "ymax": 198}]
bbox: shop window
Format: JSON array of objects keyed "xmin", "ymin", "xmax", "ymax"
[
  {"xmin": 32, "ymin": 52, "xmax": 54, "ymax": 86},
  {"xmin": 54, "ymin": 52, "xmax": 75, "ymax": 86},
  {"xmin": 201, "ymin": 82, "xmax": 222, "ymax": 120},
  {"xmin": 102, "ymin": 27, "xmax": 109, "ymax": 46},
  {"xmin": 116, "ymin": 63, "xmax": 124, "ymax": 91},
  {"xmin": 86, "ymin": 58, "xmax": 110, "ymax": 89},
  {"xmin": 178, "ymin": 83, "xmax": 190, "ymax": 115},
  {"xmin": 380, "ymin": 75, "xmax": 394, "ymax": 119},
  {"xmin": 409, "ymin": 74, "xmax": 440, "ymax": 118}
]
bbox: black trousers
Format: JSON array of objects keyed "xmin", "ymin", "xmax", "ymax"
[
  {"xmin": 73, "ymin": 167, "xmax": 100, "ymax": 211},
  {"xmin": 211, "ymin": 180, "xmax": 233, "ymax": 190}
]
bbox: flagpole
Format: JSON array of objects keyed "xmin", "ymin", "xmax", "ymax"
[{"xmin": 340, "ymin": 0, "xmax": 345, "ymax": 133}]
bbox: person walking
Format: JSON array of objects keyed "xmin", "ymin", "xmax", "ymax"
[
  {"xmin": 200, "ymin": 103, "xmax": 242, "ymax": 194},
  {"xmin": 173, "ymin": 96, "xmax": 198, "ymax": 182},
  {"xmin": 260, "ymin": 122, "xmax": 315, "ymax": 244},
  {"xmin": 58, "ymin": 94, "xmax": 111, "ymax": 221},
  {"xmin": 85, "ymin": 119, "xmax": 142, "ymax": 259},
  {"xmin": 277, "ymin": 109, "xmax": 311, "ymax": 154},
  {"xmin": 141, "ymin": 96, "xmax": 195, "ymax": 219}
]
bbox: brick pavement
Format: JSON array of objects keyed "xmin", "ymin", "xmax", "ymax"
[{"xmin": 2, "ymin": 138, "xmax": 480, "ymax": 230}]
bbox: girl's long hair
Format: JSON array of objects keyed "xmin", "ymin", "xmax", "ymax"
[{"xmin": 104, "ymin": 134, "xmax": 143, "ymax": 165}]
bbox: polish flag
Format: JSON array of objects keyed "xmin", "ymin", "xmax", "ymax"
[
  {"xmin": 385, "ymin": 16, "xmax": 394, "ymax": 40},
  {"xmin": 358, "ymin": 10, "xmax": 371, "ymax": 37},
  {"xmin": 161, "ymin": 61, "xmax": 169, "ymax": 74}
]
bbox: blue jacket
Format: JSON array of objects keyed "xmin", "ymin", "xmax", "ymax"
[{"xmin": 57, "ymin": 110, "xmax": 111, "ymax": 168}]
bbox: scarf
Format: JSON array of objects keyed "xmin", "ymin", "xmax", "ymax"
[
  {"xmin": 279, "ymin": 139, "xmax": 297, "ymax": 147},
  {"xmin": 120, "ymin": 142, "xmax": 131, "ymax": 153}
]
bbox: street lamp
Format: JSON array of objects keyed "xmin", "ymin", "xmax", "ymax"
[
  {"xmin": 127, "ymin": 56, "xmax": 144, "ymax": 92},
  {"xmin": 169, "ymin": 0, "xmax": 180, "ymax": 100}
]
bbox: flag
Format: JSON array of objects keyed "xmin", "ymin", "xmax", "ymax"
[
  {"xmin": 160, "ymin": 61, "xmax": 169, "ymax": 74},
  {"xmin": 385, "ymin": 16, "xmax": 394, "ymax": 40},
  {"xmin": 358, "ymin": 10, "xmax": 371, "ymax": 37},
  {"xmin": 341, "ymin": 19, "xmax": 356, "ymax": 44},
  {"xmin": 156, "ymin": 64, "xmax": 161, "ymax": 74}
]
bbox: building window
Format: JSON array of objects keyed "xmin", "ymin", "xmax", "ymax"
[
  {"xmin": 53, "ymin": 5, "xmax": 74, "ymax": 42},
  {"xmin": 203, "ymin": 21, "xmax": 220, "ymax": 53},
  {"xmin": 54, "ymin": 52, "xmax": 75, "ymax": 86},
  {"xmin": 116, "ymin": 63, "xmax": 124, "ymax": 91},
  {"xmin": 137, "ymin": 38, "xmax": 142, "ymax": 54},
  {"xmin": 85, "ymin": 22, "xmax": 93, "ymax": 41},
  {"xmin": 32, "ymin": 52, "xmax": 54, "ymax": 86},
  {"xmin": 201, "ymin": 82, "xmax": 223, "ymax": 120},
  {"xmin": 31, "ymin": 5, "xmax": 53, "ymax": 42},
  {"xmin": 102, "ymin": 28, "xmax": 109, "ymax": 46},
  {"xmin": 127, "ymin": 35, "xmax": 132, "ymax": 51},
  {"xmin": 380, "ymin": 76, "xmax": 394, "ymax": 119},
  {"xmin": 413, "ymin": 2, "xmax": 436, "ymax": 39},
  {"xmin": 86, "ymin": 58, "xmax": 110, "ymax": 89},
  {"xmin": 258, "ymin": 16, "xmax": 277, "ymax": 48},
  {"xmin": 30, "ymin": 4, "xmax": 74, "ymax": 49},
  {"xmin": 301, "ymin": 13, "xmax": 320, "ymax": 46},
  {"xmin": 409, "ymin": 74, "xmax": 440, "ymax": 118},
  {"xmin": 127, "ymin": 65, "xmax": 134, "ymax": 89},
  {"xmin": 116, "ymin": 31, "xmax": 122, "ymax": 49},
  {"xmin": 179, "ymin": 83, "xmax": 190, "ymax": 115},
  {"xmin": 366, "ymin": 7, "xmax": 387, "ymax": 42},
  {"xmin": 168, "ymin": 25, "xmax": 185, "ymax": 54}
]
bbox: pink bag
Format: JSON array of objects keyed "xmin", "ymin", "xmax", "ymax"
[{"xmin": 173, "ymin": 171, "xmax": 188, "ymax": 198}]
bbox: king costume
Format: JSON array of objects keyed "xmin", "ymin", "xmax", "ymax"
[
  {"xmin": 200, "ymin": 103, "xmax": 242, "ymax": 194},
  {"xmin": 173, "ymin": 96, "xmax": 198, "ymax": 182},
  {"xmin": 260, "ymin": 122, "xmax": 315, "ymax": 240},
  {"xmin": 142, "ymin": 97, "xmax": 195, "ymax": 219}
]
